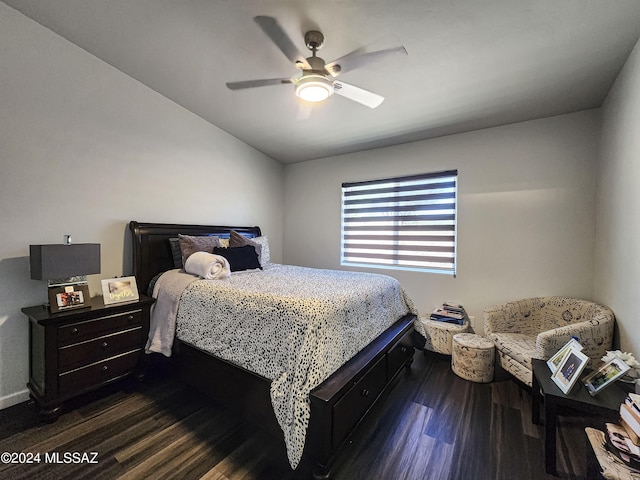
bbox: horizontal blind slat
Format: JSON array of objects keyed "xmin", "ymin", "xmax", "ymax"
[
  {"xmin": 344, "ymin": 202, "xmax": 456, "ymax": 215},
  {"xmin": 343, "ymin": 224, "xmax": 455, "ymax": 233},
  {"xmin": 343, "ymin": 234, "xmax": 455, "ymax": 242},
  {"xmin": 344, "ymin": 191, "xmax": 455, "ymax": 206},
  {"xmin": 343, "ymin": 213, "xmax": 456, "ymax": 223},
  {"xmin": 343, "ymin": 181, "xmax": 456, "ymax": 198}
]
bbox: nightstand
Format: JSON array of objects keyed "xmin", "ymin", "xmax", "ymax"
[{"xmin": 22, "ymin": 294, "xmax": 154, "ymax": 421}]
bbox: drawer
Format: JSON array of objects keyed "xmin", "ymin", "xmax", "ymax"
[
  {"xmin": 58, "ymin": 349, "xmax": 141, "ymax": 395},
  {"xmin": 58, "ymin": 326, "xmax": 143, "ymax": 370},
  {"xmin": 58, "ymin": 309, "xmax": 143, "ymax": 345},
  {"xmin": 387, "ymin": 332, "xmax": 414, "ymax": 380},
  {"xmin": 332, "ymin": 355, "xmax": 386, "ymax": 448}
]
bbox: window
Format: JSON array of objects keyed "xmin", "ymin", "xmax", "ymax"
[{"xmin": 341, "ymin": 170, "xmax": 458, "ymax": 275}]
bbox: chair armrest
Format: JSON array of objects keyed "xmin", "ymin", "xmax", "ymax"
[{"xmin": 536, "ymin": 318, "xmax": 614, "ymax": 362}]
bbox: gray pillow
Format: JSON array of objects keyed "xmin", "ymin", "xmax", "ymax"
[{"xmin": 178, "ymin": 234, "xmax": 221, "ymax": 264}]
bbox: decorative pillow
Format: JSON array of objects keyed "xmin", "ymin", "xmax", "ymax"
[
  {"xmin": 213, "ymin": 245, "xmax": 261, "ymax": 272},
  {"xmin": 178, "ymin": 234, "xmax": 221, "ymax": 263},
  {"xmin": 168, "ymin": 238, "xmax": 183, "ymax": 268},
  {"xmin": 229, "ymin": 230, "xmax": 270, "ymax": 267}
]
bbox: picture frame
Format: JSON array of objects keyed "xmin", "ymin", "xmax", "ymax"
[
  {"xmin": 551, "ymin": 346, "xmax": 589, "ymax": 394},
  {"xmin": 547, "ymin": 338, "xmax": 584, "ymax": 373},
  {"xmin": 101, "ymin": 276, "xmax": 139, "ymax": 305},
  {"xmin": 583, "ymin": 357, "xmax": 630, "ymax": 396},
  {"xmin": 48, "ymin": 284, "xmax": 90, "ymax": 313}
]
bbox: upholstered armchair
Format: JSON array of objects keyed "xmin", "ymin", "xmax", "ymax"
[{"xmin": 484, "ymin": 296, "xmax": 615, "ymax": 387}]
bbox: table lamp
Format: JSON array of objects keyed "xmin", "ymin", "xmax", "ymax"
[{"xmin": 30, "ymin": 236, "xmax": 100, "ymax": 312}]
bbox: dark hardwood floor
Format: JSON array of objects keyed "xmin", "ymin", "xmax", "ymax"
[{"xmin": 0, "ymin": 351, "xmax": 598, "ymax": 480}]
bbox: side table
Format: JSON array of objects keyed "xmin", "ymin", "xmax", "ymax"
[
  {"xmin": 531, "ymin": 358, "xmax": 627, "ymax": 475},
  {"xmin": 23, "ymin": 295, "xmax": 154, "ymax": 421}
]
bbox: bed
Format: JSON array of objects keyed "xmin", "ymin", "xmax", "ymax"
[{"xmin": 129, "ymin": 221, "xmax": 417, "ymax": 478}]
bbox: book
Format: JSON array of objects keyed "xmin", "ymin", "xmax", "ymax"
[
  {"xmin": 620, "ymin": 403, "xmax": 640, "ymax": 441},
  {"xmin": 621, "ymin": 418, "xmax": 640, "ymax": 445},
  {"xmin": 429, "ymin": 316, "xmax": 465, "ymax": 325},
  {"xmin": 626, "ymin": 395, "xmax": 640, "ymax": 423},
  {"xmin": 628, "ymin": 394, "xmax": 640, "ymax": 415},
  {"xmin": 443, "ymin": 301, "xmax": 464, "ymax": 310},
  {"xmin": 605, "ymin": 422, "xmax": 640, "ymax": 471},
  {"xmin": 429, "ymin": 302, "xmax": 469, "ymax": 325},
  {"xmin": 430, "ymin": 308, "xmax": 466, "ymax": 325},
  {"xmin": 442, "ymin": 302, "xmax": 465, "ymax": 314},
  {"xmin": 431, "ymin": 308, "xmax": 464, "ymax": 320}
]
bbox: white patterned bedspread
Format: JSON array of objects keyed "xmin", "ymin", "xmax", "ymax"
[{"xmin": 164, "ymin": 264, "xmax": 416, "ymax": 468}]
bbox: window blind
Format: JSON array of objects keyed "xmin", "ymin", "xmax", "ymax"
[{"xmin": 341, "ymin": 170, "xmax": 458, "ymax": 275}]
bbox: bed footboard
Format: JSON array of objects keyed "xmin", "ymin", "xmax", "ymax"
[{"xmin": 307, "ymin": 313, "xmax": 415, "ymax": 477}]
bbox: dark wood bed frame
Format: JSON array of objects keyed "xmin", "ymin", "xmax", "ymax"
[{"xmin": 129, "ymin": 221, "xmax": 416, "ymax": 478}]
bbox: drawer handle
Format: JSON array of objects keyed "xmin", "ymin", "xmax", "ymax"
[
  {"xmin": 102, "ymin": 365, "xmax": 109, "ymax": 372},
  {"xmin": 361, "ymin": 388, "xmax": 370, "ymax": 397},
  {"xmin": 101, "ymin": 342, "xmax": 109, "ymax": 349},
  {"xmin": 127, "ymin": 315, "xmax": 134, "ymax": 321},
  {"xmin": 400, "ymin": 346, "xmax": 407, "ymax": 353},
  {"xmin": 71, "ymin": 327, "xmax": 79, "ymax": 335}
]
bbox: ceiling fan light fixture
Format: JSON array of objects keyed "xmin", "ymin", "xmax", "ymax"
[{"xmin": 295, "ymin": 74, "xmax": 334, "ymax": 102}]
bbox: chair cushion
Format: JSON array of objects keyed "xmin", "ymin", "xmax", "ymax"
[{"xmin": 488, "ymin": 332, "xmax": 537, "ymax": 372}]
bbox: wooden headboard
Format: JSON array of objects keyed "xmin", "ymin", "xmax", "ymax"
[{"xmin": 129, "ymin": 221, "xmax": 262, "ymax": 294}]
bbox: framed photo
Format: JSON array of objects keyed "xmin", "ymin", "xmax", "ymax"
[
  {"xmin": 101, "ymin": 276, "xmax": 139, "ymax": 305},
  {"xmin": 583, "ymin": 357, "xmax": 630, "ymax": 396},
  {"xmin": 48, "ymin": 284, "xmax": 90, "ymax": 313},
  {"xmin": 547, "ymin": 338, "xmax": 584, "ymax": 373},
  {"xmin": 551, "ymin": 346, "xmax": 589, "ymax": 394}
]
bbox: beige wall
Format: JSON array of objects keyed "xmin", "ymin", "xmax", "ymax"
[
  {"xmin": 596, "ymin": 37, "xmax": 640, "ymax": 355},
  {"xmin": 283, "ymin": 110, "xmax": 601, "ymax": 331},
  {"xmin": 0, "ymin": 4, "xmax": 283, "ymax": 408}
]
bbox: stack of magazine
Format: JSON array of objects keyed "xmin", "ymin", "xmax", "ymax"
[
  {"xmin": 604, "ymin": 394, "xmax": 640, "ymax": 472},
  {"xmin": 430, "ymin": 302, "xmax": 468, "ymax": 325}
]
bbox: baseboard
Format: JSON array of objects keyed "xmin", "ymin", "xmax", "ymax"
[{"xmin": 0, "ymin": 389, "xmax": 30, "ymax": 410}]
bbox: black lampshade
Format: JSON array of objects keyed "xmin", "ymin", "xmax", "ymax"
[{"xmin": 30, "ymin": 244, "xmax": 101, "ymax": 280}]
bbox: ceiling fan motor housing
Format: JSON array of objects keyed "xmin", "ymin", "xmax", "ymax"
[
  {"xmin": 305, "ymin": 55, "xmax": 326, "ymax": 71},
  {"xmin": 304, "ymin": 30, "xmax": 325, "ymax": 51}
]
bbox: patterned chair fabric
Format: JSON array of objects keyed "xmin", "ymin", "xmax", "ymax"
[
  {"xmin": 484, "ymin": 296, "xmax": 615, "ymax": 387},
  {"xmin": 418, "ymin": 316, "xmax": 470, "ymax": 355},
  {"xmin": 451, "ymin": 333, "xmax": 495, "ymax": 383}
]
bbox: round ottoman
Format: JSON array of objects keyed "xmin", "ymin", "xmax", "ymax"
[
  {"xmin": 420, "ymin": 317, "xmax": 470, "ymax": 355},
  {"xmin": 451, "ymin": 333, "xmax": 495, "ymax": 383}
]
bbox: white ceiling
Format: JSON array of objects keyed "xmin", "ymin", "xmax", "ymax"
[{"xmin": 4, "ymin": 0, "xmax": 640, "ymax": 164}]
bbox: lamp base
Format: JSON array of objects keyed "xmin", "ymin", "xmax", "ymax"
[{"xmin": 47, "ymin": 276, "xmax": 88, "ymax": 288}]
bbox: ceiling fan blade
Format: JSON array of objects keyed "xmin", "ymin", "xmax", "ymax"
[
  {"xmin": 254, "ymin": 16, "xmax": 311, "ymax": 69},
  {"xmin": 226, "ymin": 78, "xmax": 292, "ymax": 90},
  {"xmin": 333, "ymin": 81, "xmax": 384, "ymax": 108},
  {"xmin": 325, "ymin": 46, "xmax": 407, "ymax": 77}
]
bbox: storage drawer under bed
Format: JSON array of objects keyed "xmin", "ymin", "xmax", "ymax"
[{"xmin": 331, "ymin": 355, "xmax": 387, "ymax": 448}]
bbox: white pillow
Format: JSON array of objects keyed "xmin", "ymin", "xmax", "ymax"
[{"xmin": 251, "ymin": 236, "xmax": 271, "ymax": 266}]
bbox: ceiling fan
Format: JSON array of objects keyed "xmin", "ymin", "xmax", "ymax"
[{"xmin": 226, "ymin": 16, "xmax": 407, "ymax": 109}]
